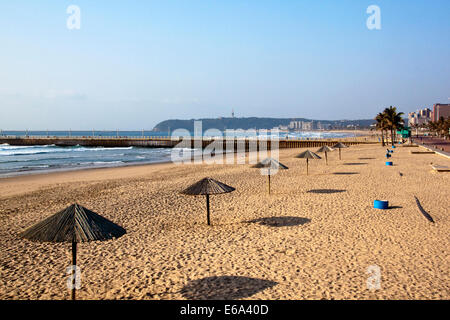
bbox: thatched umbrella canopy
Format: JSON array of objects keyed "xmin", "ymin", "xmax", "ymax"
[
  {"xmin": 296, "ymin": 150, "xmax": 321, "ymax": 175},
  {"xmin": 332, "ymin": 142, "xmax": 348, "ymax": 160},
  {"xmin": 316, "ymin": 145, "xmax": 334, "ymax": 165},
  {"xmin": 182, "ymin": 178, "xmax": 235, "ymax": 226},
  {"xmin": 252, "ymin": 157, "xmax": 288, "ymax": 194},
  {"xmin": 20, "ymin": 203, "xmax": 126, "ymax": 300}
]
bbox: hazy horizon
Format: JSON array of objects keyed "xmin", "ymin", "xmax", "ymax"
[{"xmin": 1, "ymin": 1, "xmax": 449, "ymax": 130}]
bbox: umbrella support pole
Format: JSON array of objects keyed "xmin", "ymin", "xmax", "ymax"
[
  {"xmin": 268, "ymin": 174, "xmax": 271, "ymax": 195},
  {"xmin": 339, "ymin": 148, "xmax": 341, "ymax": 160},
  {"xmin": 206, "ymin": 194, "xmax": 211, "ymax": 226},
  {"xmin": 71, "ymin": 241, "xmax": 77, "ymax": 300},
  {"xmin": 325, "ymin": 152, "xmax": 328, "ymax": 165},
  {"xmin": 306, "ymin": 158, "xmax": 309, "ymax": 175}
]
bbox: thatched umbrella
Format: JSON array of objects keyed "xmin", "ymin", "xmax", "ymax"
[
  {"xmin": 20, "ymin": 203, "xmax": 126, "ymax": 300},
  {"xmin": 252, "ymin": 157, "xmax": 288, "ymax": 194},
  {"xmin": 332, "ymin": 142, "xmax": 348, "ymax": 160},
  {"xmin": 316, "ymin": 145, "xmax": 334, "ymax": 165},
  {"xmin": 182, "ymin": 178, "xmax": 235, "ymax": 226},
  {"xmin": 296, "ymin": 150, "xmax": 321, "ymax": 175}
]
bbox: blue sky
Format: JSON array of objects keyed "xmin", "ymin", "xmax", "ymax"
[{"xmin": 0, "ymin": 0, "xmax": 449, "ymax": 130}]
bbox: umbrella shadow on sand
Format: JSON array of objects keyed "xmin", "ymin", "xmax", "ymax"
[
  {"xmin": 307, "ymin": 189, "xmax": 346, "ymax": 194},
  {"xmin": 386, "ymin": 205, "xmax": 403, "ymax": 209},
  {"xmin": 343, "ymin": 162, "xmax": 368, "ymax": 166},
  {"xmin": 333, "ymin": 172, "xmax": 359, "ymax": 175},
  {"xmin": 181, "ymin": 276, "xmax": 278, "ymax": 300},
  {"xmin": 246, "ymin": 216, "xmax": 311, "ymax": 227}
]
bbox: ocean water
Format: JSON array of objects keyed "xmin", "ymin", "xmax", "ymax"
[
  {"xmin": 0, "ymin": 130, "xmax": 356, "ymax": 177},
  {"xmin": 0, "ymin": 144, "xmax": 177, "ymax": 177}
]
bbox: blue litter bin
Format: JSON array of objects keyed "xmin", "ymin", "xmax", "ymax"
[
  {"xmin": 374, "ymin": 200, "xmax": 389, "ymax": 209},
  {"xmin": 386, "ymin": 161, "xmax": 393, "ymax": 166}
]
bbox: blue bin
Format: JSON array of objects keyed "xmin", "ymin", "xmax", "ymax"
[
  {"xmin": 392, "ymin": 146, "xmax": 396, "ymax": 149},
  {"xmin": 386, "ymin": 161, "xmax": 393, "ymax": 166},
  {"xmin": 374, "ymin": 200, "xmax": 389, "ymax": 209}
]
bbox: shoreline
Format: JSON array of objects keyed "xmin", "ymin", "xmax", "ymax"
[
  {"xmin": 0, "ymin": 148, "xmax": 286, "ymax": 198},
  {"xmin": 0, "ymin": 135, "xmax": 375, "ymax": 179},
  {"xmin": 0, "ymin": 160, "xmax": 177, "ymax": 199},
  {"xmin": 0, "ymin": 158, "xmax": 174, "ymax": 180},
  {"xmin": 0, "ymin": 149, "xmax": 271, "ymax": 198}
]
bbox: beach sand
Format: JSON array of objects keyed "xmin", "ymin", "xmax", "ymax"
[{"xmin": 0, "ymin": 144, "xmax": 449, "ymax": 300}]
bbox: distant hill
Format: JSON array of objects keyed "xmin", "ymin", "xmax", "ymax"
[{"xmin": 152, "ymin": 117, "xmax": 375, "ymax": 132}]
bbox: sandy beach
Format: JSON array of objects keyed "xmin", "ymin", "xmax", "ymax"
[{"xmin": 0, "ymin": 143, "xmax": 449, "ymax": 300}]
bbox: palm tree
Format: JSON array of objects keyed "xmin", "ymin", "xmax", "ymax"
[
  {"xmin": 419, "ymin": 122, "xmax": 428, "ymax": 136},
  {"xmin": 411, "ymin": 123, "xmax": 420, "ymax": 138},
  {"xmin": 383, "ymin": 106, "xmax": 404, "ymax": 146},
  {"xmin": 436, "ymin": 116, "xmax": 448, "ymax": 138},
  {"xmin": 427, "ymin": 121, "xmax": 439, "ymax": 137},
  {"xmin": 375, "ymin": 112, "xmax": 388, "ymax": 146},
  {"xmin": 424, "ymin": 117, "xmax": 450, "ymax": 141},
  {"xmin": 444, "ymin": 118, "xmax": 450, "ymax": 140}
]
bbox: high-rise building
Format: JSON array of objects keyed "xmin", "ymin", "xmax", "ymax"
[
  {"xmin": 431, "ymin": 103, "xmax": 450, "ymax": 122},
  {"xmin": 301, "ymin": 121, "xmax": 313, "ymax": 130},
  {"xmin": 289, "ymin": 120, "xmax": 303, "ymax": 130},
  {"xmin": 408, "ymin": 108, "xmax": 431, "ymax": 126},
  {"xmin": 288, "ymin": 120, "xmax": 317, "ymax": 130}
]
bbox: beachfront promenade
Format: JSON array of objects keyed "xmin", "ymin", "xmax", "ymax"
[
  {"xmin": 413, "ymin": 136, "xmax": 450, "ymax": 153},
  {"xmin": 0, "ymin": 135, "xmax": 376, "ymax": 150}
]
